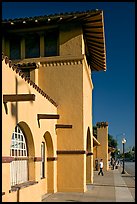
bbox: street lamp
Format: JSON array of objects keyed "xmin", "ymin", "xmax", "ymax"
[{"xmin": 121, "ymin": 138, "xmax": 126, "ymax": 174}]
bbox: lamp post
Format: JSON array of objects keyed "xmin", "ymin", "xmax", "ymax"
[{"xmin": 121, "ymin": 138, "xmax": 126, "ymax": 174}]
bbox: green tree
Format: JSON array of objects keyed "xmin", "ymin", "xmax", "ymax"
[
  {"xmin": 108, "ymin": 134, "xmax": 118, "ymax": 158},
  {"xmin": 132, "ymin": 146, "xmax": 135, "ymax": 152},
  {"xmin": 108, "ymin": 134, "xmax": 117, "ymax": 148}
]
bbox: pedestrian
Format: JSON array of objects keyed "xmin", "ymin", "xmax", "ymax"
[
  {"xmin": 111, "ymin": 158, "xmax": 115, "ymax": 170},
  {"xmin": 98, "ymin": 159, "xmax": 104, "ymax": 176},
  {"xmin": 95, "ymin": 159, "xmax": 98, "ymax": 171}
]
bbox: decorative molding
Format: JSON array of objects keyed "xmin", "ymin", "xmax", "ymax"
[
  {"xmin": 55, "ymin": 124, "xmax": 72, "ymax": 129},
  {"xmin": 45, "ymin": 59, "xmax": 82, "ymax": 67},
  {"xmin": 57, "ymin": 150, "xmax": 86, "ymax": 155},
  {"xmin": 96, "ymin": 121, "xmax": 108, "ymax": 128},
  {"xmin": 2, "ymin": 156, "xmax": 43, "ymax": 162},
  {"xmin": 14, "ymin": 157, "xmax": 29, "ymax": 161},
  {"xmin": 2, "ymin": 156, "xmax": 14, "ymax": 163},
  {"xmin": 56, "ymin": 150, "xmax": 93, "ymax": 155},
  {"xmin": 86, "ymin": 152, "xmax": 93, "ymax": 156},
  {"xmin": 47, "ymin": 157, "xmax": 57, "ymax": 161},
  {"xmin": 34, "ymin": 157, "xmax": 42, "ymax": 162}
]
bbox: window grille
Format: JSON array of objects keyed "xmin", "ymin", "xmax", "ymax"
[{"xmin": 10, "ymin": 125, "xmax": 28, "ymax": 186}]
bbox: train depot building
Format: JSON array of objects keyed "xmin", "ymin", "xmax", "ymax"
[{"xmin": 2, "ymin": 10, "xmax": 107, "ymax": 202}]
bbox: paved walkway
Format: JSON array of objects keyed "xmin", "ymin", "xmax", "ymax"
[{"xmin": 42, "ymin": 166, "xmax": 135, "ymax": 202}]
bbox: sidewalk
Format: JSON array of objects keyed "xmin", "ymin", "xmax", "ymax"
[{"xmin": 42, "ymin": 166, "xmax": 135, "ymax": 202}]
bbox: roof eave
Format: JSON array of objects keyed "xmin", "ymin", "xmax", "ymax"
[{"xmin": 2, "ymin": 10, "xmax": 107, "ymax": 72}]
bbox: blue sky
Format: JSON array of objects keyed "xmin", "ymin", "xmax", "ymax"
[{"xmin": 2, "ymin": 2, "xmax": 135, "ymax": 151}]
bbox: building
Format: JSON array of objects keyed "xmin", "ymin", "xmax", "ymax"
[
  {"xmin": 93, "ymin": 122, "xmax": 108, "ymax": 171},
  {"xmin": 93, "ymin": 122, "xmax": 117, "ymax": 171},
  {"xmin": 2, "ymin": 10, "xmax": 106, "ymax": 202}
]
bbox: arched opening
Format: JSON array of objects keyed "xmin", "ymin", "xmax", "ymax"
[
  {"xmin": 10, "ymin": 121, "xmax": 35, "ymax": 187},
  {"xmin": 18, "ymin": 121, "xmax": 35, "ymax": 181},
  {"xmin": 86, "ymin": 127, "xmax": 92, "ymax": 184},
  {"xmin": 43, "ymin": 131, "xmax": 54, "ymax": 193}
]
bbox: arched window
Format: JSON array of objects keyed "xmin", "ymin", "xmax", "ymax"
[{"xmin": 10, "ymin": 125, "xmax": 28, "ymax": 186}]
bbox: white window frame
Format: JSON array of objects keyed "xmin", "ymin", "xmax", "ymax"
[{"xmin": 10, "ymin": 125, "xmax": 28, "ymax": 186}]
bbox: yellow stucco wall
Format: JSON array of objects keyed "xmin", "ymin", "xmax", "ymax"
[
  {"xmin": 57, "ymin": 154, "xmax": 86, "ymax": 192},
  {"xmin": 37, "ymin": 26, "xmax": 93, "ymax": 192},
  {"xmin": 60, "ymin": 23, "xmax": 84, "ymax": 56},
  {"xmin": 83, "ymin": 57, "xmax": 93, "ymax": 184},
  {"xmin": 38, "ymin": 61, "xmax": 83, "ymax": 147},
  {"xmin": 2, "ymin": 182, "xmax": 41, "ymax": 202},
  {"xmin": 2, "ymin": 60, "xmax": 58, "ymax": 201},
  {"xmin": 38, "ymin": 59, "xmax": 87, "ymax": 192},
  {"xmin": 2, "ymin": 21, "xmax": 95, "ymax": 200}
]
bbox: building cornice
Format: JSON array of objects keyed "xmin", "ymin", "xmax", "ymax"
[{"xmin": 12, "ymin": 55, "xmax": 84, "ymax": 67}]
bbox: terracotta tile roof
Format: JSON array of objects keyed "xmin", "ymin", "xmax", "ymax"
[
  {"xmin": 2, "ymin": 10, "xmax": 101, "ymax": 23},
  {"xmin": 2, "ymin": 10, "xmax": 106, "ymax": 71},
  {"xmin": 2, "ymin": 53, "xmax": 58, "ymax": 107}
]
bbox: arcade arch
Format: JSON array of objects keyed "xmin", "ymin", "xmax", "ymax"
[
  {"xmin": 86, "ymin": 127, "xmax": 93, "ymax": 184},
  {"xmin": 43, "ymin": 131, "xmax": 55, "ymax": 193}
]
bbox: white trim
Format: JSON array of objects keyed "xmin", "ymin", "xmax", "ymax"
[{"xmin": 10, "ymin": 125, "xmax": 28, "ymax": 186}]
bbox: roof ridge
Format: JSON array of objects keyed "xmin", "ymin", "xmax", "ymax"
[
  {"xmin": 2, "ymin": 9, "xmax": 102, "ymax": 21},
  {"xmin": 2, "ymin": 53, "xmax": 58, "ymax": 107}
]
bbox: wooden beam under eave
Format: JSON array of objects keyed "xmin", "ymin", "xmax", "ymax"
[
  {"xmin": 3, "ymin": 94, "xmax": 35, "ymax": 102},
  {"xmin": 91, "ymin": 59, "xmax": 106, "ymax": 71},
  {"xmin": 84, "ymin": 27, "xmax": 103, "ymax": 33},
  {"xmin": 86, "ymin": 13, "xmax": 102, "ymax": 21},
  {"xmin": 37, "ymin": 114, "xmax": 60, "ymax": 120},
  {"xmin": 55, "ymin": 124, "xmax": 72, "ymax": 129}
]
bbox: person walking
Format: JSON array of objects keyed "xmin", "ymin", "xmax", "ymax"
[
  {"xmin": 111, "ymin": 158, "xmax": 115, "ymax": 170},
  {"xmin": 98, "ymin": 159, "xmax": 104, "ymax": 176}
]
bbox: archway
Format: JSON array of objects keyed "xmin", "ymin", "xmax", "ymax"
[
  {"xmin": 16, "ymin": 121, "xmax": 35, "ymax": 181},
  {"xmin": 43, "ymin": 131, "xmax": 54, "ymax": 193},
  {"xmin": 86, "ymin": 127, "xmax": 92, "ymax": 184}
]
